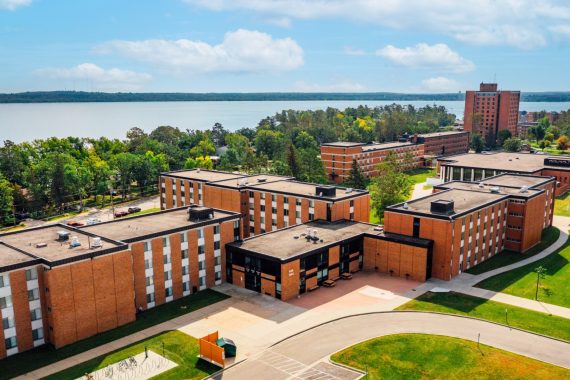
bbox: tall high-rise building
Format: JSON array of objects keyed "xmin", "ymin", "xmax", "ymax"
[{"xmin": 464, "ymin": 83, "xmax": 520, "ymax": 140}]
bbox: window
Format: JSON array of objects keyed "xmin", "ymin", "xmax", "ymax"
[
  {"xmin": 30, "ymin": 308, "xmax": 41, "ymax": 321},
  {"xmin": 215, "ymin": 271, "xmax": 222, "ymax": 281},
  {"xmin": 145, "ymin": 259, "xmax": 152, "ymax": 269},
  {"xmin": 249, "ymin": 191, "xmax": 254, "ymax": 198},
  {"xmin": 283, "ymin": 196, "xmax": 288, "ymax": 203},
  {"xmin": 165, "ymin": 287, "xmax": 173, "ymax": 297},
  {"xmin": 284, "ymin": 209, "xmax": 289, "ymax": 216},
  {"xmin": 198, "ymin": 261, "xmax": 205, "ymax": 270},
  {"xmin": 26, "ymin": 268, "xmax": 38, "ymax": 281},
  {"xmin": 183, "ymin": 282, "xmax": 190, "ymax": 292},
  {"xmin": 146, "ymin": 293, "xmax": 155, "ymax": 304},
  {"xmin": 180, "ymin": 233, "xmax": 187, "ymax": 243},
  {"xmin": 199, "ymin": 277, "xmax": 206, "ymax": 287},
  {"xmin": 0, "ymin": 275, "xmax": 7, "ymax": 288},
  {"xmin": 162, "ymin": 237, "xmax": 169, "ymax": 247},
  {"xmin": 164, "ymin": 271, "xmax": 172, "ymax": 281},
  {"xmin": 0, "ymin": 296, "xmax": 12, "ymax": 309},
  {"xmin": 198, "ymin": 245, "xmax": 205, "ymax": 255},
  {"xmin": 214, "ymin": 241, "xmax": 221, "ymax": 250},
  {"xmin": 28, "ymin": 288, "xmax": 39, "ymax": 301},
  {"xmin": 5, "ymin": 336, "xmax": 17, "ymax": 350},
  {"xmin": 261, "ymin": 205, "xmax": 265, "ymax": 212},
  {"xmin": 296, "ymin": 199, "xmax": 301, "ymax": 206},
  {"xmin": 182, "ymin": 266, "xmax": 189, "ymax": 276},
  {"xmin": 182, "ymin": 249, "xmax": 189, "ymax": 259},
  {"xmin": 271, "ymin": 207, "xmax": 277, "ymax": 214},
  {"xmin": 215, "ymin": 256, "xmax": 222, "ymax": 266},
  {"xmin": 198, "ymin": 229, "xmax": 203, "ymax": 239},
  {"xmin": 309, "ymin": 200, "xmax": 314, "ymax": 208},
  {"xmin": 32, "ymin": 327, "xmax": 44, "ymax": 341},
  {"xmin": 214, "ymin": 225, "xmax": 220, "ymax": 235},
  {"xmin": 272, "ymin": 194, "xmax": 276, "ymax": 202},
  {"xmin": 143, "ymin": 241, "xmax": 151, "ymax": 252},
  {"xmin": 146, "ymin": 276, "xmax": 153, "ymax": 286},
  {"xmin": 295, "ymin": 211, "xmax": 301, "ymax": 218},
  {"xmin": 163, "ymin": 254, "xmax": 171, "ymax": 265},
  {"xmin": 260, "ymin": 193, "xmax": 265, "ymax": 200},
  {"xmin": 2, "ymin": 317, "xmax": 14, "ymax": 329}
]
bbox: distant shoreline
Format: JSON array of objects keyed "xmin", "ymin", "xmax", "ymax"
[{"xmin": 2, "ymin": 91, "xmax": 570, "ymax": 103}]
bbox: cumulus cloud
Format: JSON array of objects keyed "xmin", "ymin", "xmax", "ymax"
[
  {"xmin": 344, "ymin": 46, "xmax": 366, "ymax": 56},
  {"xmin": 376, "ymin": 43, "xmax": 474, "ymax": 73},
  {"xmin": 293, "ymin": 80, "xmax": 365, "ymax": 92},
  {"xmin": 95, "ymin": 29, "xmax": 303, "ymax": 73},
  {"xmin": 0, "ymin": 0, "xmax": 31, "ymax": 10},
  {"xmin": 36, "ymin": 63, "xmax": 152, "ymax": 91},
  {"xmin": 420, "ymin": 76, "xmax": 462, "ymax": 92},
  {"xmin": 184, "ymin": 0, "xmax": 570, "ymax": 48}
]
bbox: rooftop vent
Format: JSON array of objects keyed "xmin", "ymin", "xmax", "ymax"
[
  {"xmin": 257, "ymin": 178, "xmax": 267, "ymax": 183},
  {"xmin": 57, "ymin": 231, "xmax": 70, "ymax": 241},
  {"xmin": 478, "ymin": 183, "xmax": 484, "ymax": 188},
  {"xmin": 430, "ymin": 199, "xmax": 455, "ymax": 215},
  {"xmin": 315, "ymin": 185, "xmax": 336, "ymax": 197},
  {"xmin": 520, "ymin": 186, "xmax": 529, "ymax": 193},
  {"xmin": 490, "ymin": 186, "xmax": 500, "ymax": 193},
  {"xmin": 188, "ymin": 206, "xmax": 215, "ymax": 222},
  {"xmin": 69, "ymin": 236, "xmax": 81, "ymax": 248},
  {"xmin": 91, "ymin": 237, "xmax": 102, "ymax": 248},
  {"xmin": 196, "ymin": 168, "xmax": 201, "ymax": 173},
  {"xmin": 346, "ymin": 188, "xmax": 353, "ymax": 193},
  {"xmin": 36, "ymin": 242, "xmax": 47, "ymax": 248},
  {"xmin": 403, "ymin": 202, "xmax": 409, "ymax": 209}
]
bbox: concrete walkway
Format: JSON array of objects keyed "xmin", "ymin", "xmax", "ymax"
[
  {"xmin": 410, "ymin": 182, "xmax": 433, "ymax": 200},
  {"xmin": 215, "ymin": 312, "xmax": 570, "ymax": 380}
]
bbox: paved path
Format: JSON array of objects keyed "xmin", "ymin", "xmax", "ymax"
[
  {"xmin": 214, "ymin": 312, "xmax": 570, "ymax": 380},
  {"xmin": 410, "ymin": 182, "xmax": 432, "ymax": 200}
]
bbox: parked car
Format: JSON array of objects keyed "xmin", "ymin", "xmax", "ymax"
[
  {"xmin": 114, "ymin": 210, "xmax": 129, "ymax": 218},
  {"xmin": 128, "ymin": 206, "xmax": 142, "ymax": 214},
  {"xmin": 67, "ymin": 220, "xmax": 85, "ymax": 227},
  {"xmin": 86, "ymin": 218, "xmax": 102, "ymax": 225}
]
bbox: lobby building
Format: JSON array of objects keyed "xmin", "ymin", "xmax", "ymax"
[
  {"xmin": 464, "ymin": 82, "xmax": 520, "ymax": 139},
  {"xmin": 320, "ymin": 131, "xmax": 469, "ymax": 183},
  {"xmin": 0, "ymin": 206, "xmax": 240, "ymax": 358},
  {"xmin": 159, "ymin": 169, "xmax": 370, "ymax": 238},
  {"xmin": 437, "ymin": 152, "xmax": 570, "ymax": 195}
]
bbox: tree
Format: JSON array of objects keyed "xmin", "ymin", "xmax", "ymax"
[
  {"xmin": 0, "ymin": 175, "xmax": 14, "ymax": 226},
  {"xmin": 286, "ymin": 144, "xmax": 300, "ymax": 179},
  {"xmin": 255, "ymin": 130, "xmax": 284, "ymax": 160},
  {"xmin": 497, "ymin": 130, "xmax": 512, "ymax": 146},
  {"xmin": 64, "ymin": 163, "xmax": 92, "ymax": 210},
  {"xmin": 485, "ymin": 129, "xmax": 496, "ymax": 149},
  {"xmin": 210, "ymin": 123, "xmax": 228, "ymax": 147},
  {"xmin": 470, "ymin": 134, "xmax": 485, "ymax": 153},
  {"xmin": 189, "ymin": 137, "xmax": 216, "ymax": 158},
  {"xmin": 502, "ymin": 138, "xmax": 522, "ymax": 152},
  {"xmin": 369, "ymin": 152, "xmax": 413, "ymax": 221},
  {"xmin": 111, "ymin": 152, "xmax": 138, "ymax": 199},
  {"xmin": 534, "ymin": 265, "xmax": 547, "ymax": 300},
  {"xmin": 557, "ymin": 136, "xmax": 569, "ymax": 150},
  {"xmin": 196, "ymin": 156, "xmax": 214, "ymax": 169},
  {"xmin": 344, "ymin": 159, "xmax": 366, "ymax": 189}
]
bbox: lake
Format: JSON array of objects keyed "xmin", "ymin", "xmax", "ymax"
[{"xmin": 1, "ymin": 100, "xmax": 569, "ymax": 143}]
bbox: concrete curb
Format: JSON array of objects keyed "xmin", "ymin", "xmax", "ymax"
[
  {"xmin": 326, "ymin": 357, "xmax": 367, "ymax": 379},
  {"xmin": 203, "ymin": 357, "xmax": 248, "ymax": 380}
]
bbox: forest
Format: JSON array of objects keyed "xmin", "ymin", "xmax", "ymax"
[{"xmin": 0, "ymin": 103, "xmax": 456, "ymax": 226}]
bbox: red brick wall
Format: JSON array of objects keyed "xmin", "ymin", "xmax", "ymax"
[{"xmin": 10, "ymin": 270, "xmax": 33, "ymax": 352}]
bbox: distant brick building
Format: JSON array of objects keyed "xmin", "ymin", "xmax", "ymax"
[{"xmin": 464, "ymin": 83, "xmax": 520, "ymax": 139}]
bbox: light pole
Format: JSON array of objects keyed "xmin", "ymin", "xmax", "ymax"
[{"xmin": 535, "ymin": 265, "xmax": 547, "ymax": 301}]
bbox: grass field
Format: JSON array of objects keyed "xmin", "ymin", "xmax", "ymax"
[
  {"xmin": 466, "ymin": 227, "xmax": 561, "ymax": 275},
  {"xmin": 476, "ymin": 240, "xmax": 570, "ymax": 308},
  {"xmin": 396, "ymin": 291, "xmax": 570, "ymax": 341},
  {"xmin": 554, "ymin": 193, "xmax": 570, "ymax": 217},
  {"xmin": 0, "ymin": 289, "xmax": 229, "ymax": 380},
  {"xmin": 44, "ymin": 330, "xmax": 218, "ymax": 380},
  {"xmin": 331, "ymin": 333, "xmax": 570, "ymax": 380},
  {"xmin": 125, "ymin": 207, "xmax": 161, "ymax": 218}
]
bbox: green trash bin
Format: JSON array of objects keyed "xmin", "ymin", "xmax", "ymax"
[{"xmin": 216, "ymin": 337, "xmax": 237, "ymax": 358}]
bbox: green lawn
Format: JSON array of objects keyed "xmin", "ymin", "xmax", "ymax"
[
  {"xmin": 407, "ymin": 167, "xmax": 436, "ymax": 185},
  {"xmin": 466, "ymin": 227, "xmax": 561, "ymax": 275},
  {"xmin": 125, "ymin": 207, "xmax": 161, "ymax": 218},
  {"xmin": 396, "ymin": 291, "xmax": 570, "ymax": 341},
  {"xmin": 44, "ymin": 330, "xmax": 218, "ymax": 380},
  {"xmin": 331, "ymin": 333, "xmax": 570, "ymax": 380},
  {"xmin": 0, "ymin": 289, "xmax": 228, "ymax": 380},
  {"xmin": 476, "ymin": 240, "xmax": 570, "ymax": 308},
  {"xmin": 554, "ymin": 193, "xmax": 570, "ymax": 217}
]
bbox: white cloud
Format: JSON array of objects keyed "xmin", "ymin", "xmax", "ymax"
[
  {"xmin": 265, "ymin": 16, "xmax": 292, "ymax": 28},
  {"xmin": 420, "ymin": 76, "xmax": 462, "ymax": 92},
  {"xmin": 0, "ymin": 0, "xmax": 31, "ymax": 10},
  {"xmin": 550, "ymin": 25, "xmax": 570, "ymax": 40},
  {"xmin": 96, "ymin": 29, "xmax": 303, "ymax": 73},
  {"xmin": 293, "ymin": 80, "xmax": 365, "ymax": 92},
  {"xmin": 376, "ymin": 43, "xmax": 474, "ymax": 73},
  {"xmin": 36, "ymin": 63, "xmax": 152, "ymax": 91},
  {"xmin": 344, "ymin": 46, "xmax": 366, "ymax": 56},
  {"xmin": 184, "ymin": 0, "xmax": 570, "ymax": 48}
]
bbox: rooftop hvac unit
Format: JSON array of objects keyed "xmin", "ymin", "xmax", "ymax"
[
  {"xmin": 257, "ymin": 178, "xmax": 267, "ymax": 183},
  {"xmin": 346, "ymin": 188, "xmax": 353, "ymax": 193},
  {"xmin": 196, "ymin": 168, "xmax": 201, "ymax": 173},
  {"xmin": 91, "ymin": 237, "xmax": 102, "ymax": 248},
  {"xmin": 430, "ymin": 199, "xmax": 455, "ymax": 215},
  {"xmin": 315, "ymin": 185, "xmax": 336, "ymax": 197},
  {"xmin": 478, "ymin": 183, "xmax": 484, "ymax": 188},
  {"xmin": 490, "ymin": 186, "xmax": 500, "ymax": 193},
  {"xmin": 188, "ymin": 206, "xmax": 215, "ymax": 222},
  {"xmin": 69, "ymin": 236, "xmax": 81, "ymax": 248},
  {"xmin": 520, "ymin": 186, "xmax": 529, "ymax": 193},
  {"xmin": 403, "ymin": 202, "xmax": 409, "ymax": 209},
  {"xmin": 57, "ymin": 231, "xmax": 70, "ymax": 241}
]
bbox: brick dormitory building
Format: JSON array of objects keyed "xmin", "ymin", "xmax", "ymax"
[
  {"xmin": 320, "ymin": 131, "xmax": 469, "ymax": 183},
  {"xmin": 0, "ymin": 169, "xmax": 556, "ymax": 358}
]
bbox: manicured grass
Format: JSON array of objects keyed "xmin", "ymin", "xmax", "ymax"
[
  {"xmin": 466, "ymin": 227, "xmax": 561, "ymax": 275},
  {"xmin": 406, "ymin": 167, "xmax": 436, "ymax": 185},
  {"xmin": 554, "ymin": 193, "xmax": 570, "ymax": 217},
  {"xmin": 125, "ymin": 207, "xmax": 161, "ymax": 218},
  {"xmin": 0, "ymin": 289, "xmax": 228, "ymax": 380},
  {"xmin": 369, "ymin": 208, "xmax": 380, "ymax": 224},
  {"xmin": 331, "ymin": 333, "xmax": 570, "ymax": 380},
  {"xmin": 476, "ymin": 240, "xmax": 570, "ymax": 308},
  {"xmin": 396, "ymin": 291, "xmax": 570, "ymax": 342},
  {"xmin": 44, "ymin": 330, "xmax": 218, "ymax": 380}
]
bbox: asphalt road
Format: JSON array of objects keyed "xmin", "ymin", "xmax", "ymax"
[{"xmin": 214, "ymin": 312, "xmax": 570, "ymax": 379}]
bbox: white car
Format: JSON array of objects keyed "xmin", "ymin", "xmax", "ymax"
[{"xmin": 86, "ymin": 218, "xmax": 102, "ymax": 225}]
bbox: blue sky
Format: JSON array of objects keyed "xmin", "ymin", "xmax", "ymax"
[{"xmin": 1, "ymin": 0, "xmax": 569, "ymax": 93}]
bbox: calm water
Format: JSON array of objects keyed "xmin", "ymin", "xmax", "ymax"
[{"xmin": 1, "ymin": 100, "xmax": 569, "ymax": 143}]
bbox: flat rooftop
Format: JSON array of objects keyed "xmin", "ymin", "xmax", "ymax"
[
  {"xmin": 435, "ymin": 182, "xmax": 541, "ymax": 198},
  {"xmin": 249, "ymin": 180, "xmax": 366, "ymax": 200},
  {"xmin": 232, "ymin": 221, "xmax": 379, "ymax": 260},
  {"xmin": 321, "ymin": 142, "xmax": 366, "ymax": 147},
  {"xmin": 419, "ymin": 131, "xmax": 468, "ymax": 138},
  {"xmin": 480, "ymin": 174, "xmax": 553, "ymax": 188},
  {"xmin": 82, "ymin": 207, "xmax": 239, "ymax": 242},
  {"xmin": 0, "ymin": 242, "xmax": 36, "ymax": 268},
  {"xmin": 163, "ymin": 169, "xmax": 246, "ymax": 182},
  {"xmin": 362, "ymin": 141, "xmax": 415, "ymax": 152},
  {"xmin": 388, "ymin": 188, "xmax": 507, "ymax": 218},
  {"xmin": 0, "ymin": 225, "xmax": 125, "ymax": 264},
  {"xmin": 207, "ymin": 174, "xmax": 292, "ymax": 189},
  {"xmin": 438, "ymin": 152, "xmax": 564, "ymax": 173}
]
